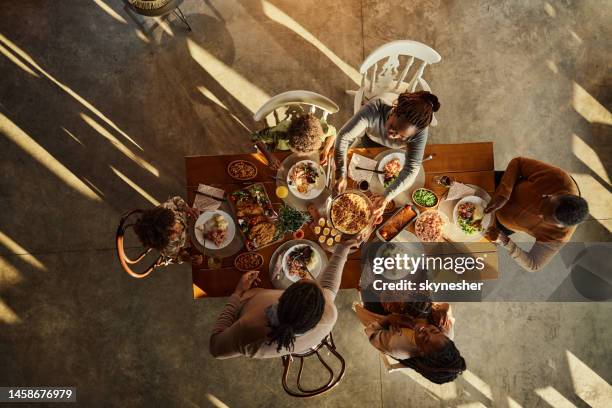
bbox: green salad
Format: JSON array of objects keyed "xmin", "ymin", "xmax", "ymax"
[{"xmin": 413, "ymin": 189, "xmax": 438, "ymax": 207}]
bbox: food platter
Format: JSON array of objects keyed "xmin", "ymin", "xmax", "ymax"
[
  {"xmin": 228, "ymin": 183, "xmax": 283, "ymax": 251},
  {"xmin": 194, "ymin": 210, "xmax": 235, "ymax": 249},
  {"xmin": 376, "ymin": 204, "xmax": 420, "ymax": 242},
  {"xmin": 276, "ymin": 152, "xmax": 331, "ymax": 212},
  {"xmin": 438, "ymin": 185, "xmax": 493, "ymax": 242},
  {"xmin": 328, "ymin": 190, "xmax": 373, "ymax": 236},
  {"xmin": 287, "ymin": 159, "xmax": 326, "ymax": 199}
]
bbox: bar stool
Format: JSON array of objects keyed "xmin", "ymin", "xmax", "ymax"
[
  {"xmin": 116, "ymin": 209, "xmax": 164, "ymax": 278},
  {"xmin": 124, "ymin": 0, "xmax": 192, "ymax": 32},
  {"xmin": 281, "ymin": 333, "xmax": 346, "ymax": 398}
]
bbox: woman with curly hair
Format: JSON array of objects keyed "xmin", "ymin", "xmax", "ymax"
[
  {"xmin": 354, "ymin": 295, "xmax": 465, "ymax": 384},
  {"xmin": 333, "ymin": 90, "xmax": 440, "ymax": 220},
  {"xmin": 133, "ymin": 196, "xmax": 202, "ymax": 265}
]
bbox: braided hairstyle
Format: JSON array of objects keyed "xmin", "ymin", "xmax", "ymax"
[
  {"xmin": 400, "ymin": 339, "xmax": 466, "ymax": 384},
  {"xmin": 394, "ymin": 90, "xmax": 440, "ymax": 130},
  {"xmin": 267, "ymin": 281, "xmax": 325, "ymax": 352},
  {"xmin": 133, "ymin": 207, "xmax": 175, "ymax": 250}
]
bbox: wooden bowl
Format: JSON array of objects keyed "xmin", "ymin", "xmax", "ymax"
[
  {"xmin": 411, "ymin": 188, "xmax": 439, "ymax": 212},
  {"xmin": 227, "ymin": 160, "xmax": 257, "ymax": 181},
  {"xmin": 234, "ymin": 252, "xmax": 264, "ymax": 271}
]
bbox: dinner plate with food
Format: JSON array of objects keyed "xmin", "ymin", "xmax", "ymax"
[
  {"xmin": 287, "ymin": 160, "xmax": 326, "ymax": 199},
  {"xmin": 195, "ymin": 210, "xmax": 236, "ymax": 249},
  {"xmin": 377, "ymin": 152, "xmax": 405, "ymax": 188},
  {"xmin": 452, "ymin": 196, "xmax": 492, "ymax": 239},
  {"xmin": 414, "ymin": 210, "xmax": 449, "ymax": 242},
  {"xmin": 282, "ymin": 243, "xmax": 321, "ymax": 282},
  {"xmin": 329, "ymin": 191, "xmax": 373, "ymax": 236}
]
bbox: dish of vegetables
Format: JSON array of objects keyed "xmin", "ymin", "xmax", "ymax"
[{"xmin": 412, "ymin": 188, "xmax": 438, "ymax": 207}]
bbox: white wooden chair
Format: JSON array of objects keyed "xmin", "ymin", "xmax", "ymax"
[
  {"xmin": 380, "ymin": 352, "xmax": 412, "ymax": 373},
  {"xmin": 347, "ymin": 40, "xmax": 442, "ymax": 126},
  {"xmin": 253, "ymin": 90, "xmax": 339, "ymax": 127}
]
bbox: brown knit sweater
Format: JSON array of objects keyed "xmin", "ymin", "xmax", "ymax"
[{"xmin": 494, "ymin": 157, "xmax": 579, "ymax": 271}]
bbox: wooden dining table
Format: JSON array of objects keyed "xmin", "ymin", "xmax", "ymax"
[{"xmin": 186, "ymin": 142, "xmax": 498, "ymax": 299}]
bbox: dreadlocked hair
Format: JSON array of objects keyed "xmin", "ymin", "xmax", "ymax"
[
  {"xmin": 133, "ymin": 207, "xmax": 175, "ymax": 251},
  {"xmin": 400, "ymin": 339, "xmax": 466, "ymax": 384},
  {"xmin": 267, "ymin": 281, "xmax": 325, "ymax": 353},
  {"xmin": 394, "ymin": 90, "xmax": 440, "ymax": 130},
  {"xmin": 287, "ymin": 113, "xmax": 324, "ymax": 153}
]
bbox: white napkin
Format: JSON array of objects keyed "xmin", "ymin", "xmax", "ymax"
[
  {"xmin": 193, "ymin": 184, "xmax": 225, "ymax": 211},
  {"xmin": 446, "ymin": 182, "xmax": 476, "ymax": 201},
  {"xmin": 348, "ymin": 154, "xmax": 377, "ymax": 182}
]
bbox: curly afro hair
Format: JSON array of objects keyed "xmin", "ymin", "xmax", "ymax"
[
  {"xmin": 554, "ymin": 195, "xmax": 589, "ymax": 226},
  {"xmin": 133, "ymin": 207, "xmax": 175, "ymax": 250},
  {"xmin": 287, "ymin": 114, "xmax": 324, "ymax": 153}
]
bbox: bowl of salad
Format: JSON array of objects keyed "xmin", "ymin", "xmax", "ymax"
[{"xmin": 412, "ymin": 188, "xmax": 439, "ymax": 211}]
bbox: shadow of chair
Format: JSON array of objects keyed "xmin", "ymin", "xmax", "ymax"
[
  {"xmin": 281, "ymin": 333, "xmax": 346, "ymax": 398},
  {"xmin": 116, "ymin": 209, "xmax": 164, "ymax": 278}
]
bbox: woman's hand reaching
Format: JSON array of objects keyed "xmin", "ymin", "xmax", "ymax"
[{"xmin": 234, "ymin": 270, "xmax": 260, "ymax": 297}]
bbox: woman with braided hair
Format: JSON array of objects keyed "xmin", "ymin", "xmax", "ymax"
[
  {"xmin": 209, "ymin": 235, "xmax": 368, "ymax": 358},
  {"xmin": 354, "ymin": 292, "xmax": 465, "ymax": 384},
  {"xmin": 333, "ymin": 90, "xmax": 440, "ymax": 221}
]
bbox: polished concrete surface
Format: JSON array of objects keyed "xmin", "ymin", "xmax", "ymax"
[{"xmin": 0, "ymin": 0, "xmax": 611, "ymax": 407}]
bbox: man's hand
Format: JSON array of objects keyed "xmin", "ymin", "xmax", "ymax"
[
  {"xmin": 485, "ymin": 226, "xmax": 509, "ymax": 245},
  {"xmin": 484, "ymin": 195, "xmax": 508, "ymax": 214},
  {"xmin": 333, "ymin": 176, "xmax": 347, "ymax": 195},
  {"xmin": 370, "ymin": 195, "xmax": 387, "ymax": 225},
  {"xmin": 234, "ymin": 270, "xmax": 260, "ymax": 296}
]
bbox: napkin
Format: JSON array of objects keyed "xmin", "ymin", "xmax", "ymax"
[
  {"xmin": 446, "ymin": 182, "xmax": 476, "ymax": 201},
  {"xmin": 348, "ymin": 154, "xmax": 377, "ymax": 182},
  {"xmin": 193, "ymin": 184, "xmax": 225, "ymax": 211}
]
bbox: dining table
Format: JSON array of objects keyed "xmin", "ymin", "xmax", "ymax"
[{"xmin": 186, "ymin": 142, "xmax": 498, "ymax": 299}]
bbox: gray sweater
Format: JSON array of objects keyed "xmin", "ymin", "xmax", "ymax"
[{"xmin": 334, "ymin": 99, "xmax": 428, "ymax": 201}]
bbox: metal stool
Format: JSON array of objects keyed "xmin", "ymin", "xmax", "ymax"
[
  {"xmin": 124, "ymin": 0, "xmax": 192, "ymax": 32},
  {"xmin": 281, "ymin": 333, "xmax": 346, "ymax": 398},
  {"xmin": 116, "ymin": 209, "xmax": 164, "ymax": 278}
]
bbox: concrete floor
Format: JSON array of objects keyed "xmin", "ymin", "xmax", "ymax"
[{"xmin": 1, "ymin": 0, "xmax": 611, "ymax": 407}]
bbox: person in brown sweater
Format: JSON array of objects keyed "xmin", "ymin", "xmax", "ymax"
[
  {"xmin": 209, "ymin": 238, "xmax": 363, "ymax": 359},
  {"xmin": 484, "ymin": 157, "xmax": 589, "ymax": 271}
]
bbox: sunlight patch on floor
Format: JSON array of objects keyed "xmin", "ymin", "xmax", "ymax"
[
  {"xmin": 566, "ymin": 350, "xmax": 612, "ymax": 408},
  {"xmin": 0, "ymin": 113, "xmax": 102, "ymax": 202},
  {"xmin": 187, "ymin": 38, "xmax": 269, "ymax": 114},
  {"xmin": 572, "ymin": 81, "xmax": 612, "ymax": 125},
  {"xmin": 0, "ymin": 42, "xmax": 39, "ymax": 77},
  {"xmin": 462, "ymin": 370, "xmax": 493, "ymax": 401},
  {"xmin": 534, "ymin": 386, "xmax": 577, "ymax": 408},
  {"xmin": 398, "ymin": 366, "xmax": 457, "ymax": 400},
  {"xmin": 81, "ymin": 113, "xmax": 159, "ymax": 177},
  {"xmin": 0, "ymin": 33, "xmax": 144, "ymax": 151},
  {"xmin": 0, "ymin": 257, "xmax": 23, "ymax": 288},
  {"xmin": 0, "ymin": 231, "xmax": 46, "ymax": 271},
  {"xmin": 572, "ymin": 134, "xmax": 610, "ymax": 185},
  {"xmin": 261, "ymin": 0, "xmax": 361, "ymax": 85},
  {"xmin": 110, "ymin": 165, "xmax": 159, "ymax": 206},
  {"xmin": 92, "ymin": 0, "xmax": 127, "ymax": 24},
  {"xmin": 205, "ymin": 393, "xmax": 230, "ymax": 408},
  {"xmin": 0, "ymin": 298, "xmax": 21, "ymax": 324},
  {"xmin": 197, "ymin": 86, "xmax": 251, "ymax": 132}
]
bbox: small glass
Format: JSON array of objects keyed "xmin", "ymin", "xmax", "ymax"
[
  {"xmin": 352, "ymin": 179, "xmax": 370, "ymax": 192},
  {"xmin": 432, "ymin": 175, "xmax": 454, "ymax": 188}
]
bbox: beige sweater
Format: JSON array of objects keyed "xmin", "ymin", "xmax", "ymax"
[{"xmin": 209, "ymin": 245, "xmax": 351, "ymax": 359}]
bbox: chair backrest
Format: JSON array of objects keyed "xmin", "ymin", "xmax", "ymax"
[
  {"xmin": 253, "ymin": 90, "xmax": 339, "ymax": 127},
  {"xmin": 116, "ymin": 209, "xmax": 164, "ymax": 279},
  {"xmin": 380, "ymin": 352, "xmax": 411, "ymax": 373},
  {"xmin": 281, "ymin": 333, "xmax": 346, "ymax": 398},
  {"xmin": 356, "ymin": 40, "xmax": 441, "ymax": 125}
]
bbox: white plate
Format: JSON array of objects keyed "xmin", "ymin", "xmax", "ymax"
[
  {"xmin": 194, "ymin": 210, "xmax": 235, "ymax": 249},
  {"xmin": 287, "ymin": 160, "xmax": 326, "ymax": 200},
  {"xmin": 414, "ymin": 210, "xmax": 450, "ymax": 242},
  {"xmin": 452, "ymin": 196, "xmax": 492, "ymax": 238},
  {"xmin": 377, "ymin": 152, "xmax": 405, "ymax": 187},
  {"xmin": 281, "ymin": 243, "xmax": 321, "ymax": 282}
]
